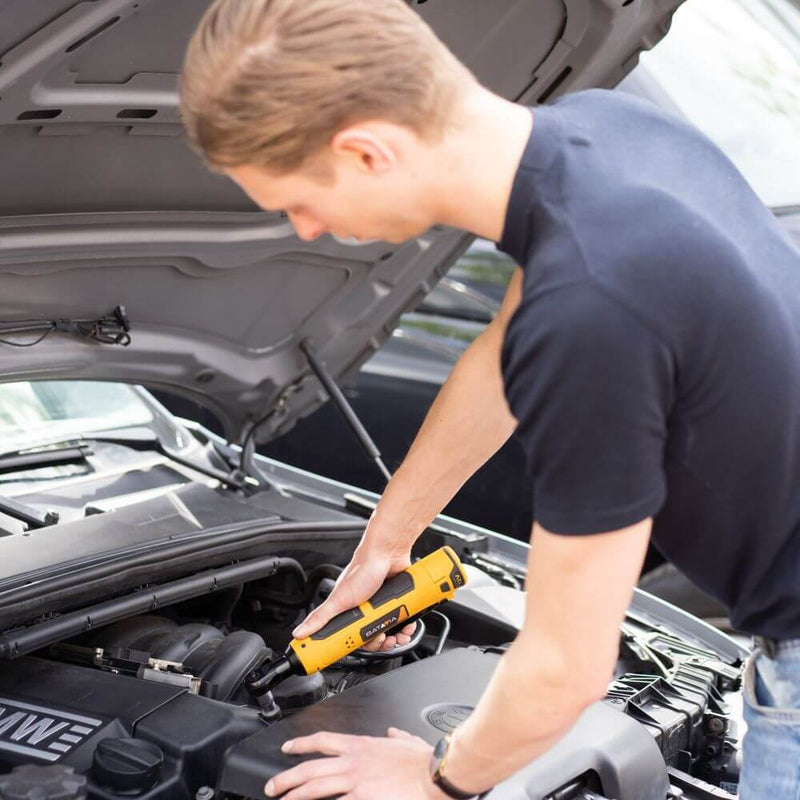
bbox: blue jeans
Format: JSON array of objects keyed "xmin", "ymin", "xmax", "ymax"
[{"xmin": 739, "ymin": 639, "xmax": 800, "ymax": 798}]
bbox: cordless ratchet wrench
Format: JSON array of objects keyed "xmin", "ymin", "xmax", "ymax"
[{"xmin": 247, "ymin": 546, "xmax": 467, "ymax": 695}]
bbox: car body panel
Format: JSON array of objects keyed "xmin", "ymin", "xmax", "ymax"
[{"xmin": 0, "ymin": 0, "xmax": 684, "ymax": 442}]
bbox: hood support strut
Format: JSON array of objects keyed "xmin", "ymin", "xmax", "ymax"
[
  {"xmin": 300, "ymin": 339, "xmax": 392, "ymax": 485},
  {"xmin": 237, "ymin": 340, "xmax": 393, "ymax": 488}
]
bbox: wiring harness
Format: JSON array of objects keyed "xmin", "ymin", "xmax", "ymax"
[{"xmin": 0, "ymin": 305, "xmax": 131, "ymax": 347}]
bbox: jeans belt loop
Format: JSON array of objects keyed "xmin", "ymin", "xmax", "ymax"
[{"xmin": 756, "ymin": 635, "xmax": 778, "ymax": 659}]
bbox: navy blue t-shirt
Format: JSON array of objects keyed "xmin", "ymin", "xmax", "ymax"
[{"xmin": 498, "ymin": 89, "xmax": 800, "ymax": 639}]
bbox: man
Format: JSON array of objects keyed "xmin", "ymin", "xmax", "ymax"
[{"xmin": 180, "ymin": 1, "xmax": 800, "ymax": 797}]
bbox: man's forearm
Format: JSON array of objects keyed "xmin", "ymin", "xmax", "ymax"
[
  {"xmin": 367, "ymin": 318, "xmax": 518, "ymax": 552},
  {"xmin": 440, "ymin": 521, "xmax": 653, "ymax": 795},
  {"xmin": 440, "ymin": 636, "xmax": 603, "ymax": 794}
]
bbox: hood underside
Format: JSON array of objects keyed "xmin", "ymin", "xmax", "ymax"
[{"xmin": 0, "ymin": 0, "xmax": 683, "ymax": 442}]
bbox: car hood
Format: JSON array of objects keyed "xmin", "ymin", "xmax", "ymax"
[{"xmin": 0, "ymin": 0, "xmax": 683, "ymax": 442}]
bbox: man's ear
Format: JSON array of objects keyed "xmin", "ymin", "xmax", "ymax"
[{"xmin": 330, "ymin": 125, "xmax": 396, "ymax": 175}]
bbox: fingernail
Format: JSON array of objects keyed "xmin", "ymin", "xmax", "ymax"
[
  {"xmin": 282, "ymin": 740, "xmax": 294, "ymax": 753},
  {"xmin": 292, "ymin": 627, "xmax": 303, "ymax": 637},
  {"xmin": 265, "ymin": 780, "xmax": 275, "ymax": 796}
]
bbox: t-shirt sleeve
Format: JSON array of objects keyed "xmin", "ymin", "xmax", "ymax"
[{"xmin": 501, "ymin": 282, "xmax": 673, "ymax": 534}]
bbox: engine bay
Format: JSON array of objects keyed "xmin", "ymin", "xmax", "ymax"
[{"xmin": 0, "ymin": 553, "xmax": 745, "ymax": 800}]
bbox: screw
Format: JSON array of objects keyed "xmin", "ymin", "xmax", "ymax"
[{"xmin": 708, "ymin": 718, "xmax": 725, "ymax": 735}]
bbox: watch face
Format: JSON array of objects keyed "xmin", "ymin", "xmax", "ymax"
[
  {"xmin": 430, "ymin": 735, "xmax": 450, "ymax": 779},
  {"xmin": 429, "ymin": 735, "xmax": 475, "ymax": 800}
]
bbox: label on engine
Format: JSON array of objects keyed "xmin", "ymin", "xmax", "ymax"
[{"xmin": 0, "ymin": 698, "xmax": 103, "ymax": 762}]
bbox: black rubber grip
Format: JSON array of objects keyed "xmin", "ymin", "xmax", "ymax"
[
  {"xmin": 310, "ymin": 606, "xmax": 365, "ymax": 640},
  {"xmin": 368, "ymin": 571, "xmax": 415, "ymax": 609}
]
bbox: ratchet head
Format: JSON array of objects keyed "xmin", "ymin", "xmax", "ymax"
[{"xmin": 245, "ymin": 653, "xmax": 295, "ymax": 696}]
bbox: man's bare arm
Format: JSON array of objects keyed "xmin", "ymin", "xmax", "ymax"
[
  {"xmin": 443, "ymin": 519, "xmax": 653, "ymax": 794},
  {"xmin": 366, "ymin": 266, "xmax": 523, "ymax": 551},
  {"xmin": 293, "ymin": 268, "xmax": 522, "ymax": 640}
]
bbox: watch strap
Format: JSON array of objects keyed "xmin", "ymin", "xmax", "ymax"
[
  {"xmin": 432, "ymin": 771, "xmax": 477, "ymax": 800},
  {"xmin": 430, "ymin": 735, "xmax": 479, "ymax": 800}
]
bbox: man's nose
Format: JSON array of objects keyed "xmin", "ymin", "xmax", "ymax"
[{"xmin": 288, "ymin": 211, "xmax": 326, "ymax": 242}]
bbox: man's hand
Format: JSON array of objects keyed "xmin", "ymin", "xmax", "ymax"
[
  {"xmin": 292, "ymin": 534, "xmax": 416, "ymax": 652},
  {"xmin": 264, "ymin": 729, "xmax": 447, "ymax": 800}
]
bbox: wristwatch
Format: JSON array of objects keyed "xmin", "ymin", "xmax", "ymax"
[{"xmin": 429, "ymin": 734, "xmax": 478, "ymax": 800}]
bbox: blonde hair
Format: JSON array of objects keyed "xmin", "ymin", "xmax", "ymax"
[{"xmin": 180, "ymin": 0, "xmax": 474, "ymax": 174}]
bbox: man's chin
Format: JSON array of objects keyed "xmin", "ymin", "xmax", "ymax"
[
  {"xmin": 381, "ymin": 231, "xmax": 418, "ymax": 244},
  {"xmin": 332, "ymin": 229, "xmax": 417, "ymax": 245},
  {"xmin": 332, "ymin": 233, "xmax": 383, "ymax": 246}
]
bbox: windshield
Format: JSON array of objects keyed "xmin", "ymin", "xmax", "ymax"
[
  {"xmin": 0, "ymin": 381, "xmax": 155, "ymax": 454},
  {"xmin": 414, "ymin": 239, "xmax": 514, "ymax": 322},
  {"xmin": 637, "ymin": 0, "xmax": 800, "ymax": 208}
]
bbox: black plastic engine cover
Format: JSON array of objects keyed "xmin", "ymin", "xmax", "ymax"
[
  {"xmin": 0, "ymin": 658, "xmax": 180, "ymax": 774},
  {"xmin": 0, "ymin": 657, "xmax": 263, "ymax": 800},
  {"xmin": 220, "ymin": 648, "xmax": 670, "ymax": 800}
]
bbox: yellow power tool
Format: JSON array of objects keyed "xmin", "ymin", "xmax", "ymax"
[{"xmin": 247, "ymin": 546, "xmax": 467, "ymax": 696}]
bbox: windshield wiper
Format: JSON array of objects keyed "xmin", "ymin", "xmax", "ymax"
[
  {"xmin": 43, "ymin": 431, "xmax": 244, "ymax": 490},
  {"xmin": 0, "ymin": 431, "xmax": 244, "ymax": 531},
  {"xmin": 80, "ymin": 431, "xmax": 245, "ymax": 489},
  {"xmin": 0, "ymin": 444, "xmax": 93, "ymax": 476},
  {"xmin": 0, "ymin": 425, "xmax": 244, "ymax": 496},
  {"xmin": 0, "ymin": 446, "xmax": 90, "ymax": 527},
  {"xmin": 0, "ymin": 494, "xmax": 59, "ymax": 529}
]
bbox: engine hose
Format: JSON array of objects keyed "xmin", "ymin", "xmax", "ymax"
[
  {"xmin": 304, "ymin": 564, "xmax": 344, "ymax": 605},
  {"xmin": 427, "ymin": 610, "xmax": 451, "ymax": 656},
  {"xmin": 250, "ymin": 563, "xmax": 343, "ymax": 609},
  {"xmin": 351, "ymin": 618, "xmax": 427, "ymax": 661}
]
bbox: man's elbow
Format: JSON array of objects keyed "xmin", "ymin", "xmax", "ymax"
[
  {"xmin": 541, "ymin": 667, "xmax": 607, "ymax": 721},
  {"xmin": 507, "ymin": 637, "xmax": 609, "ymax": 720}
]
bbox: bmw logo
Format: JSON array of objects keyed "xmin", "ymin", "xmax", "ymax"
[{"xmin": 423, "ymin": 704, "xmax": 474, "ymax": 733}]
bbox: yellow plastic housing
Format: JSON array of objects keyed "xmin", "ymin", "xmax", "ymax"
[{"xmin": 289, "ymin": 546, "xmax": 467, "ymax": 675}]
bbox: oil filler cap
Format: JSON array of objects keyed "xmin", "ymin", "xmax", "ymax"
[{"xmin": 91, "ymin": 738, "xmax": 164, "ymax": 794}]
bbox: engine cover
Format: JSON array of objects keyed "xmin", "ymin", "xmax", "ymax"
[
  {"xmin": 220, "ymin": 647, "xmax": 670, "ymax": 800},
  {"xmin": 0, "ymin": 658, "xmax": 179, "ymax": 773},
  {"xmin": 0, "ymin": 657, "xmax": 263, "ymax": 799}
]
